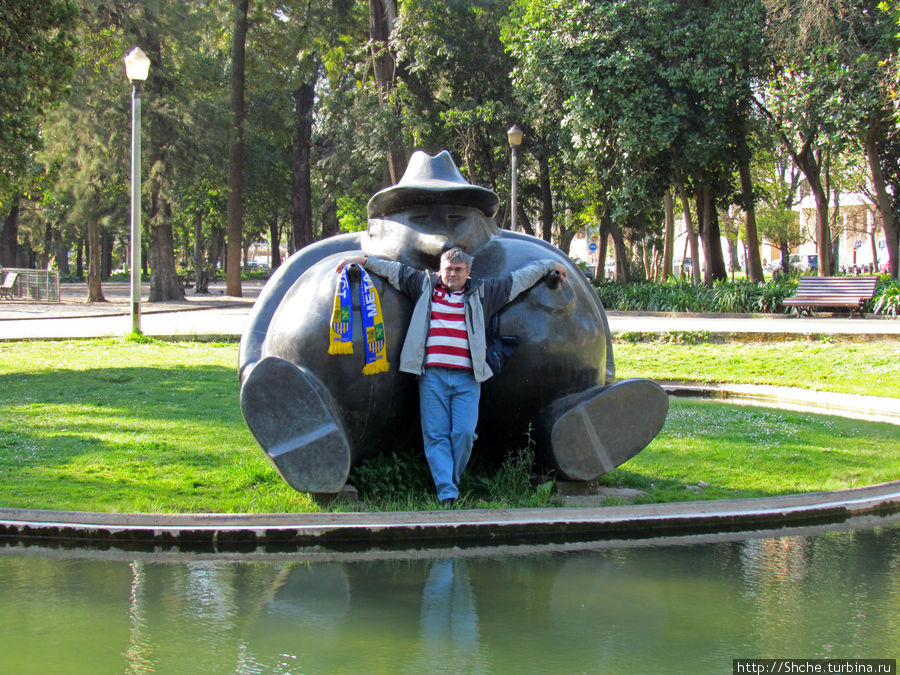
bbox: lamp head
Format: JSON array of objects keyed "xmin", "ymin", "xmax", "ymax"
[
  {"xmin": 124, "ymin": 47, "xmax": 151, "ymax": 82},
  {"xmin": 507, "ymin": 124, "xmax": 523, "ymax": 148}
]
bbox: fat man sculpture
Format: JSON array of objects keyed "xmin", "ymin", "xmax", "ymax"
[{"xmin": 238, "ymin": 150, "xmax": 669, "ymax": 494}]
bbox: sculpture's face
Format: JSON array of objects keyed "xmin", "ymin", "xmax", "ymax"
[{"xmin": 365, "ymin": 203, "xmax": 496, "ymax": 267}]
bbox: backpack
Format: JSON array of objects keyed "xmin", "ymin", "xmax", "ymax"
[{"xmin": 484, "ymin": 312, "xmax": 520, "ymax": 380}]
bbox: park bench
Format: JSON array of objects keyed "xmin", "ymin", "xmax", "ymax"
[
  {"xmin": 0, "ymin": 272, "xmax": 18, "ymax": 300},
  {"xmin": 782, "ymin": 275, "xmax": 879, "ymax": 317}
]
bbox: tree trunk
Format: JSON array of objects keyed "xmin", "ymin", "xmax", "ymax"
[
  {"xmin": 86, "ymin": 218, "xmax": 106, "ymax": 303},
  {"xmin": 369, "ymin": 0, "xmax": 404, "ymax": 184},
  {"xmin": 101, "ymin": 229, "xmax": 113, "ymax": 280},
  {"xmin": 0, "ymin": 196, "xmax": 20, "ymax": 267},
  {"xmin": 596, "ymin": 217, "xmax": 609, "ymax": 279},
  {"xmin": 697, "ymin": 187, "xmax": 727, "ymax": 285},
  {"xmin": 662, "ymin": 189, "xmax": 674, "ymax": 280},
  {"xmin": 795, "ymin": 142, "xmax": 832, "ymax": 276},
  {"xmin": 725, "ymin": 225, "xmax": 740, "ymax": 277},
  {"xmin": 207, "ymin": 225, "xmax": 225, "ymax": 286},
  {"xmin": 269, "ymin": 210, "xmax": 283, "ymax": 269},
  {"xmin": 292, "ymin": 79, "xmax": 316, "ymax": 251},
  {"xmin": 738, "ymin": 161, "xmax": 764, "ymax": 282},
  {"xmin": 76, "ymin": 237, "xmax": 84, "ymax": 278},
  {"xmin": 148, "ymin": 201, "xmax": 183, "ymax": 301},
  {"xmin": 678, "ymin": 186, "xmax": 701, "ymax": 284},
  {"xmin": 538, "ymin": 153, "xmax": 553, "ymax": 244},
  {"xmin": 776, "ymin": 236, "xmax": 791, "ymax": 277},
  {"xmin": 192, "ymin": 211, "xmax": 209, "ymax": 294},
  {"xmin": 516, "ymin": 204, "xmax": 535, "ymax": 237},
  {"xmin": 321, "ymin": 199, "xmax": 338, "ymax": 241},
  {"xmin": 55, "ymin": 236, "xmax": 70, "ymax": 275},
  {"xmin": 226, "ymin": 0, "xmax": 250, "ymax": 297},
  {"xmin": 866, "ymin": 116, "xmax": 899, "ymax": 279},
  {"xmin": 39, "ymin": 221, "xmax": 53, "ymax": 270},
  {"xmin": 605, "ymin": 213, "xmax": 631, "ymax": 283}
]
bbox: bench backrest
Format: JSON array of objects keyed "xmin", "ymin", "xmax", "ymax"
[
  {"xmin": 793, "ymin": 276, "xmax": 879, "ymax": 298},
  {"xmin": 1, "ymin": 272, "xmax": 18, "ymax": 288}
]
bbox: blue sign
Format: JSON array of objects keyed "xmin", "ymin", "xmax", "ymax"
[{"xmin": 588, "ymin": 242, "xmax": 598, "ymax": 252}]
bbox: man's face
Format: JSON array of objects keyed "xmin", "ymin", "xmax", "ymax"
[{"xmin": 439, "ymin": 259, "xmax": 471, "ymax": 291}]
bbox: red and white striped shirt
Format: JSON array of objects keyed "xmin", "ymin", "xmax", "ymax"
[{"xmin": 425, "ymin": 285, "xmax": 472, "ymax": 371}]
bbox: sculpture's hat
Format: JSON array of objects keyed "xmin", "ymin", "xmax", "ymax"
[{"xmin": 367, "ymin": 150, "xmax": 500, "ymax": 219}]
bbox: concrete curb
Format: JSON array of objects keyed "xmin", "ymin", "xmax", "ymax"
[
  {"xmin": 2, "ymin": 481, "xmax": 899, "ymax": 553},
  {"xmin": 663, "ymin": 382, "xmax": 900, "ymax": 425}
]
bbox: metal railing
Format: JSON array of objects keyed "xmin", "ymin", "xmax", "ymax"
[{"xmin": 0, "ymin": 268, "xmax": 60, "ymax": 303}]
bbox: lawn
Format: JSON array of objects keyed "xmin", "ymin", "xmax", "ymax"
[
  {"xmin": 0, "ymin": 338, "xmax": 897, "ymax": 513},
  {"xmin": 613, "ymin": 338, "xmax": 900, "ymax": 398}
]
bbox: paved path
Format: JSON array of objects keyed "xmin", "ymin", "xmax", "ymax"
[{"xmin": 2, "ymin": 280, "xmax": 899, "ymax": 340}]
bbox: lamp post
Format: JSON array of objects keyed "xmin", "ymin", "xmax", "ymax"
[
  {"xmin": 124, "ymin": 47, "xmax": 150, "ymax": 334},
  {"xmin": 507, "ymin": 124, "xmax": 523, "ymax": 231}
]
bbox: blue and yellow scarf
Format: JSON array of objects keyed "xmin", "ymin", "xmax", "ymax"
[{"xmin": 329, "ymin": 264, "xmax": 389, "ymax": 375}]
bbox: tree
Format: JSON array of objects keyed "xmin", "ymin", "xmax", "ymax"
[
  {"xmin": 0, "ymin": 0, "xmax": 79, "ymax": 202},
  {"xmin": 369, "ymin": 0, "xmax": 404, "ymax": 185},
  {"xmin": 758, "ymin": 0, "xmax": 895, "ymax": 276},
  {"xmin": 0, "ymin": 0, "xmax": 78, "ymax": 266},
  {"xmin": 392, "ymin": 0, "xmax": 519, "ymax": 207},
  {"xmin": 503, "ymin": 0, "xmax": 767, "ymax": 284},
  {"xmin": 86, "ymin": 1, "xmax": 220, "ymax": 302},
  {"xmin": 753, "ymin": 144, "xmax": 804, "ymax": 275},
  {"xmin": 225, "ymin": 0, "xmax": 250, "ymax": 297}
]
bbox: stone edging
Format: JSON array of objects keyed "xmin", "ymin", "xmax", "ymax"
[{"xmin": 2, "ymin": 481, "xmax": 898, "ymax": 554}]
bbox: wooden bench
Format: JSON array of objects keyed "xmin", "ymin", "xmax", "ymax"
[
  {"xmin": 782, "ymin": 276, "xmax": 879, "ymax": 317},
  {"xmin": 0, "ymin": 272, "xmax": 17, "ymax": 300}
]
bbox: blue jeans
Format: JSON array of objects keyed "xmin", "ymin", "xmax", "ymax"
[{"xmin": 419, "ymin": 367, "xmax": 481, "ymax": 501}]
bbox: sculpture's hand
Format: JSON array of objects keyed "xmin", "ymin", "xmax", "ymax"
[
  {"xmin": 336, "ymin": 256, "xmax": 367, "ymax": 274},
  {"xmin": 552, "ymin": 262, "xmax": 568, "ymax": 283}
]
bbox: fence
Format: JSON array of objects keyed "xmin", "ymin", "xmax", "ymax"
[{"xmin": 0, "ymin": 268, "xmax": 60, "ymax": 303}]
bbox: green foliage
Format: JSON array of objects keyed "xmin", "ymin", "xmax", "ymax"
[
  {"xmin": 349, "ymin": 448, "xmax": 436, "ymax": 507},
  {"xmin": 594, "ymin": 278, "xmax": 798, "ymax": 314},
  {"xmin": 0, "ymin": 0, "xmax": 79, "ymax": 201},
  {"xmin": 873, "ymin": 279, "xmax": 900, "ymax": 317},
  {"xmin": 350, "ymin": 436, "xmax": 561, "ymax": 510}
]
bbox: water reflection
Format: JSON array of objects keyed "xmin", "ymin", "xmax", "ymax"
[
  {"xmin": 413, "ymin": 559, "xmax": 483, "ymax": 674},
  {"xmin": 2, "ymin": 518, "xmax": 898, "ymax": 674}
]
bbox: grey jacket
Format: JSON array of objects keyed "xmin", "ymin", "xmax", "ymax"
[{"xmin": 365, "ymin": 256, "xmax": 558, "ymax": 383}]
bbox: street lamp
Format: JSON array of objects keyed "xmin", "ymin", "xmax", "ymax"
[
  {"xmin": 507, "ymin": 124, "xmax": 523, "ymax": 231},
  {"xmin": 124, "ymin": 47, "xmax": 150, "ymax": 334}
]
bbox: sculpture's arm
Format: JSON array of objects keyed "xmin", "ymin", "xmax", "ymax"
[{"xmin": 336, "ymin": 255, "xmax": 426, "ymax": 300}]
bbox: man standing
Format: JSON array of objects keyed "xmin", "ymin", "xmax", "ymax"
[{"xmin": 337, "ymin": 246, "xmax": 567, "ymax": 506}]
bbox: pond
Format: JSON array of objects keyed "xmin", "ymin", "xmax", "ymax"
[{"xmin": 2, "ymin": 515, "xmax": 898, "ymax": 674}]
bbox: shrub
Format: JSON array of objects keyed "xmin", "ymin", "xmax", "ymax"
[
  {"xmin": 872, "ymin": 280, "xmax": 900, "ymax": 318},
  {"xmin": 595, "ymin": 278, "xmax": 797, "ymax": 314}
]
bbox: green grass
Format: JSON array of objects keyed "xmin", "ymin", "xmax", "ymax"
[
  {"xmin": 0, "ymin": 338, "xmax": 897, "ymax": 514},
  {"xmin": 599, "ymin": 399, "xmax": 899, "ymax": 503},
  {"xmin": 613, "ymin": 339, "xmax": 900, "ymax": 398},
  {"xmin": 0, "ymin": 339, "xmax": 315, "ymax": 514}
]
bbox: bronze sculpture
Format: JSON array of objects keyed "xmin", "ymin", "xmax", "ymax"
[{"xmin": 239, "ymin": 150, "xmax": 668, "ymax": 494}]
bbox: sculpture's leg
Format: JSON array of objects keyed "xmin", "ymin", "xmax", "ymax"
[
  {"xmin": 535, "ymin": 379, "xmax": 669, "ymax": 482},
  {"xmin": 240, "ymin": 356, "xmax": 351, "ymax": 493}
]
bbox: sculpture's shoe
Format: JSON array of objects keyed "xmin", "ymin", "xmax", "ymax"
[
  {"xmin": 240, "ymin": 356, "xmax": 351, "ymax": 493},
  {"xmin": 537, "ymin": 378, "xmax": 669, "ymax": 482}
]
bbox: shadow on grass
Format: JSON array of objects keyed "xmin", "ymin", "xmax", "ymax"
[
  {"xmin": 598, "ymin": 468, "xmax": 777, "ymax": 502},
  {"xmin": 0, "ymin": 365, "xmax": 241, "ymax": 423},
  {"xmin": 0, "ymin": 365, "xmax": 255, "ymax": 472}
]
